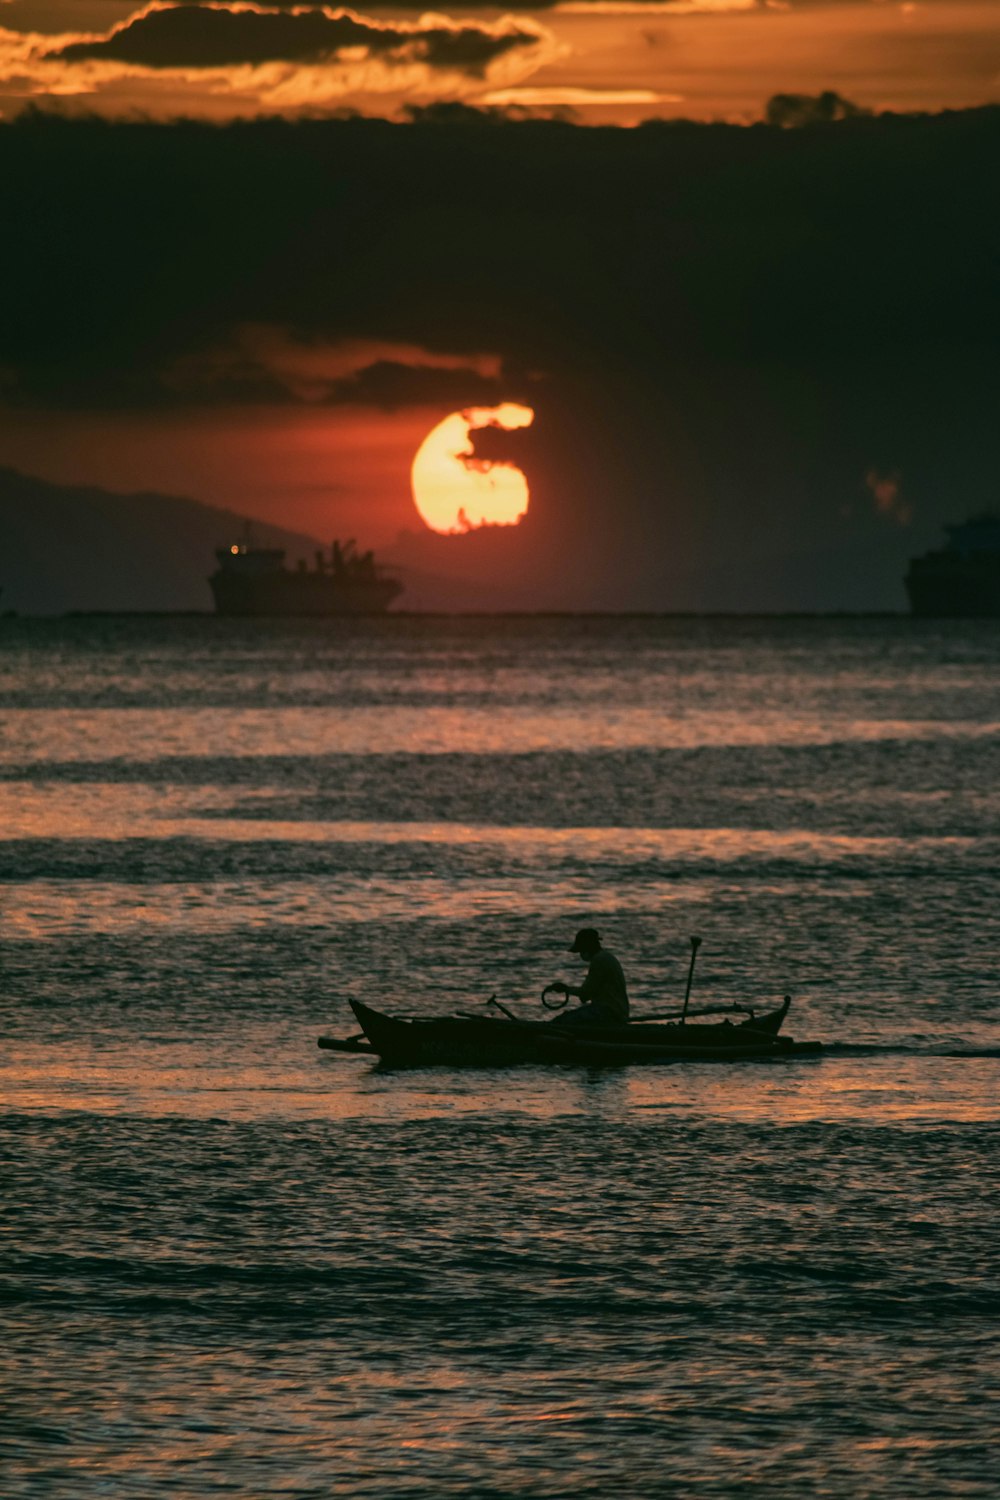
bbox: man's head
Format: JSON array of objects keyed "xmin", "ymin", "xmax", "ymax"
[{"xmin": 569, "ymin": 927, "xmax": 601, "ymax": 960}]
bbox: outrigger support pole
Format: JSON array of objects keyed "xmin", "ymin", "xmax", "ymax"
[{"xmin": 681, "ymin": 936, "xmax": 702, "ymax": 1023}]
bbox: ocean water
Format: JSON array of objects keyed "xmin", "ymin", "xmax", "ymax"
[{"xmin": 2, "ymin": 614, "xmax": 998, "ymax": 1499}]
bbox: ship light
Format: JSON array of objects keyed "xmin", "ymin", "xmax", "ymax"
[{"xmin": 231, "ymin": 545, "xmax": 240, "ymax": 554}]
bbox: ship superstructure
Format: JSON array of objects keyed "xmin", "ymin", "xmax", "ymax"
[
  {"xmin": 905, "ymin": 513, "xmax": 1000, "ymax": 618},
  {"xmin": 210, "ymin": 533, "xmax": 402, "ymax": 616}
]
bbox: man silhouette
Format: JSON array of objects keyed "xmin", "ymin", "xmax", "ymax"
[{"xmin": 547, "ymin": 928, "xmax": 629, "ymax": 1026}]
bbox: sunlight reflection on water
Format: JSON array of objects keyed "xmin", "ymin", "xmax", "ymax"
[
  {"xmin": 1, "ymin": 780, "xmax": 994, "ymax": 854},
  {"xmin": 4, "ymin": 703, "xmax": 999, "ymax": 761},
  {"xmin": 2, "ymin": 1040, "xmax": 997, "ymax": 1125}
]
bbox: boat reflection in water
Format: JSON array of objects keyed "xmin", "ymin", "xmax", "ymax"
[
  {"xmin": 210, "ymin": 532, "xmax": 402, "ymax": 616},
  {"xmin": 905, "ymin": 513, "xmax": 1000, "ymax": 617}
]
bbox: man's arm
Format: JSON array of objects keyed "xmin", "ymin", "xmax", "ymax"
[{"xmin": 577, "ymin": 970, "xmax": 598, "ymax": 1002}]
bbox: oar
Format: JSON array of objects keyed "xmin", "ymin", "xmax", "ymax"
[
  {"xmin": 680, "ymin": 935, "xmax": 702, "ymax": 1023},
  {"xmin": 317, "ymin": 1034, "xmax": 376, "ymax": 1054}
]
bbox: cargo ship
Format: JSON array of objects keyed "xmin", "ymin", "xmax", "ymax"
[
  {"xmin": 904, "ymin": 513, "xmax": 1000, "ymax": 617},
  {"xmin": 210, "ymin": 533, "xmax": 403, "ymax": 616}
]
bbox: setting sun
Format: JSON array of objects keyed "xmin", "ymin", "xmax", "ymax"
[{"xmin": 410, "ymin": 404, "xmax": 535, "ymax": 535}]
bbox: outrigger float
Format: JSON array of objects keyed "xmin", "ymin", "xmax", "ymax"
[{"xmin": 319, "ymin": 940, "xmax": 822, "ymax": 1070}]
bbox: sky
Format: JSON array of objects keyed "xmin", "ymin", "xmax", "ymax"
[
  {"xmin": 1, "ymin": 1, "xmax": 998, "ymax": 608},
  {"xmin": 3, "ymin": 0, "xmax": 999, "ymax": 126}
]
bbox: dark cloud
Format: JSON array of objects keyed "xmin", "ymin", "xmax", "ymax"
[
  {"xmin": 401, "ymin": 101, "xmax": 522, "ymax": 125},
  {"xmin": 54, "ymin": 3, "xmax": 541, "ymax": 72},
  {"xmin": 765, "ymin": 91, "xmax": 872, "ymax": 128},
  {"xmin": 169, "ymin": 0, "xmax": 557, "ymax": 8},
  {"xmin": 164, "ymin": 343, "xmax": 509, "ymax": 408},
  {"xmin": 1, "ymin": 106, "xmax": 999, "ymax": 605},
  {"xmin": 4, "ymin": 107, "xmax": 997, "ymax": 387},
  {"xmin": 326, "ymin": 359, "xmax": 506, "ymax": 409}
]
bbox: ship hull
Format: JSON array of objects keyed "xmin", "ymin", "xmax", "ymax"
[{"xmin": 905, "ymin": 557, "xmax": 1000, "ymax": 618}]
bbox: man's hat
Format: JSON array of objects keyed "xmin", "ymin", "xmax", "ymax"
[{"xmin": 569, "ymin": 927, "xmax": 601, "ymax": 953}]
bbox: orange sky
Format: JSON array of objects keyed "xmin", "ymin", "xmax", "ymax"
[
  {"xmin": 0, "ymin": 403, "xmax": 438, "ymax": 544},
  {"xmin": 1, "ymin": 1, "xmax": 997, "ymax": 125}
]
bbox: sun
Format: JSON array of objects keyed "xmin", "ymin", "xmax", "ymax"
[{"xmin": 411, "ymin": 403, "xmax": 535, "ymax": 535}]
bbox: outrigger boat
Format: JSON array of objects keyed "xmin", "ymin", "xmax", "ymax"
[
  {"xmin": 319, "ymin": 994, "xmax": 822, "ymax": 1069},
  {"xmin": 318, "ymin": 938, "xmax": 822, "ymax": 1069}
]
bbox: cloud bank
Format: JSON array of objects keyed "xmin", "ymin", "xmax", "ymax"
[
  {"xmin": 2, "ymin": 3, "xmax": 559, "ymax": 114},
  {"xmin": 163, "ymin": 328, "xmax": 510, "ymax": 408},
  {"xmin": 55, "ymin": 3, "xmax": 541, "ymax": 72}
]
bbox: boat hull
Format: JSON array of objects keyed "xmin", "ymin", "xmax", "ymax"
[
  {"xmin": 341, "ymin": 997, "xmax": 820, "ymax": 1069},
  {"xmin": 904, "ymin": 515, "xmax": 1000, "ymax": 617},
  {"xmin": 905, "ymin": 556, "xmax": 1000, "ymax": 618}
]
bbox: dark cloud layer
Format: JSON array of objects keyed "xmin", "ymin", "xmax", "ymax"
[
  {"xmin": 2, "ymin": 106, "xmax": 999, "ymax": 603},
  {"xmin": 165, "ymin": 346, "xmax": 508, "ymax": 408},
  {"xmin": 55, "ymin": 3, "xmax": 538, "ymax": 71},
  {"xmin": 158, "ymin": 0, "xmax": 581, "ymax": 8},
  {"xmin": 328, "ymin": 359, "xmax": 506, "ymax": 409},
  {"xmin": 765, "ymin": 91, "xmax": 871, "ymax": 128}
]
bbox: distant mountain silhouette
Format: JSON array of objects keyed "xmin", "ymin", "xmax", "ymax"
[
  {"xmin": 0, "ymin": 466, "xmax": 536, "ymax": 614},
  {"xmin": 0, "ymin": 467, "xmax": 328, "ymax": 614}
]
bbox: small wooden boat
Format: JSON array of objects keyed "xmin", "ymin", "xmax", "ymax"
[{"xmin": 318, "ymin": 996, "xmax": 822, "ymax": 1069}]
